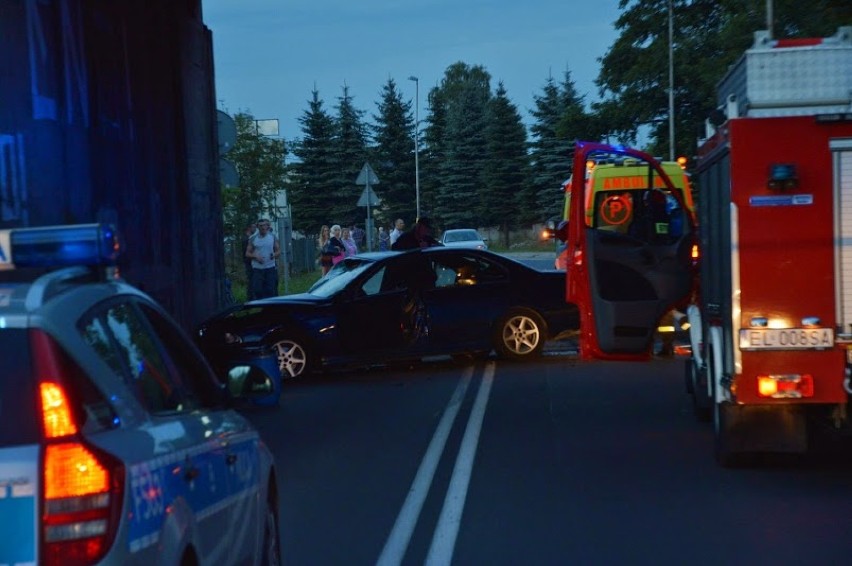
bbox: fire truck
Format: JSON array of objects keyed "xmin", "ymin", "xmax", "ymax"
[{"xmin": 684, "ymin": 26, "xmax": 852, "ymax": 464}]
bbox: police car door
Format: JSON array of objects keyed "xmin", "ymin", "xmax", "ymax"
[
  {"xmin": 80, "ymin": 299, "xmax": 258, "ymax": 563},
  {"xmin": 567, "ymin": 141, "xmax": 697, "ymax": 359}
]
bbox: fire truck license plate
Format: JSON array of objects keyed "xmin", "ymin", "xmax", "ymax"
[{"xmin": 739, "ymin": 328, "xmax": 834, "ymax": 350}]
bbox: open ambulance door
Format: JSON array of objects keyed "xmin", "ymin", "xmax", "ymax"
[{"xmin": 566, "ymin": 142, "xmax": 697, "ymax": 360}]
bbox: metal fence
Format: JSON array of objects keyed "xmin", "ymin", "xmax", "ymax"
[{"xmin": 290, "ymin": 235, "xmax": 319, "ymax": 273}]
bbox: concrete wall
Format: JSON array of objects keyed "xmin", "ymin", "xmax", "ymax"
[{"xmin": 0, "ymin": 0, "xmax": 223, "ymax": 329}]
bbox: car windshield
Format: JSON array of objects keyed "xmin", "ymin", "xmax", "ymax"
[
  {"xmin": 308, "ymin": 259, "xmax": 375, "ymax": 298},
  {"xmin": 445, "ymin": 231, "xmax": 478, "ymax": 243}
]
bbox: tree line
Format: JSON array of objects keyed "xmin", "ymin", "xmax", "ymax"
[{"xmin": 222, "ymin": 0, "xmax": 848, "ymax": 244}]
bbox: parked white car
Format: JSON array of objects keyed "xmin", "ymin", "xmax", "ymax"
[{"xmin": 440, "ymin": 229, "xmax": 488, "ymax": 250}]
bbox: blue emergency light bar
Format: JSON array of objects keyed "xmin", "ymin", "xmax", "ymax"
[{"xmin": 1, "ymin": 223, "xmax": 120, "ymax": 268}]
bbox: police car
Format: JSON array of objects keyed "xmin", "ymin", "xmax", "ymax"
[{"xmin": 0, "ymin": 224, "xmax": 281, "ymax": 565}]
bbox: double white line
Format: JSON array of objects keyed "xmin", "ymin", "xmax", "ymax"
[{"xmin": 377, "ymin": 361, "xmax": 496, "ymax": 566}]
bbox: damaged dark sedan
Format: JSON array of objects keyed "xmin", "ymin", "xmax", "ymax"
[{"xmin": 197, "ymin": 248, "xmax": 578, "ymax": 379}]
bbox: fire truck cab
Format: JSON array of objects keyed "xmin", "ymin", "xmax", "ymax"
[{"xmin": 686, "ymin": 26, "xmax": 852, "ymax": 464}]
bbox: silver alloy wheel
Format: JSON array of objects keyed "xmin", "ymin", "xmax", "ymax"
[
  {"xmin": 501, "ymin": 313, "xmax": 542, "ymax": 356},
  {"xmin": 272, "ymin": 338, "xmax": 308, "ymax": 379}
]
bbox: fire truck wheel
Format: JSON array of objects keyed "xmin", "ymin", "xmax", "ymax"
[
  {"xmin": 689, "ymin": 360, "xmax": 712, "ymax": 423},
  {"xmin": 713, "ymin": 401, "xmax": 736, "ymax": 466},
  {"xmin": 495, "ymin": 308, "xmax": 546, "ymax": 361},
  {"xmin": 710, "ymin": 346, "xmax": 740, "ymax": 466}
]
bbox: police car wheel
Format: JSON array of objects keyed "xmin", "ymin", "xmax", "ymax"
[
  {"xmin": 495, "ymin": 308, "xmax": 546, "ymax": 360},
  {"xmin": 262, "ymin": 495, "xmax": 282, "ymax": 565},
  {"xmin": 271, "ymin": 337, "xmax": 311, "ymax": 379}
]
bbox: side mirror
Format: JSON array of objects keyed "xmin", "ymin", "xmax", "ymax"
[{"xmin": 219, "ymin": 345, "xmax": 282, "ymax": 407}]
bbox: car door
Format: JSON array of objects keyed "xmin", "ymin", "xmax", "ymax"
[
  {"xmin": 566, "ymin": 141, "xmax": 697, "ymax": 359},
  {"xmin": 424, "ymin": 251, "xmax": 509, "ymax": 350},
  {"xmin": 335, "ymin": 255, "xmax": 420, "ymax": 358},
  {"xmin": 79, "ymin": 299, "xmax": 255, "ymax": 564},
  {"xmin": 137, "ymin": 301, "xmax": 263, "ymax": 564}
]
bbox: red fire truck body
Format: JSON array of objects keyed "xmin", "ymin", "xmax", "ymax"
[{"xmin": 686, "ymin": 27, "xmax": 852, "ymax": 463}]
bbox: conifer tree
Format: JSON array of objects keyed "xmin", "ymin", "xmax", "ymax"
[
  {"xmin": 289, "ymin": 89, "xmax": 337, "ymax": 233},
  {"xmin": 371, "ymin": 78, "xmax": 416, "ymax": 227},
  {"xmin": 331, "ymin": 85, "xmax": 370, "ymax": 227},
  {"xmin": 421, "ymin": 85, "xmax": 449, "ymax": 223},
  {"xmin": 527, "ymin": 75, "xmax": 571, "ymax": 222},
  {"xmin": 430, "ymin": 63, "xmax": 492, "ymax": 228},
  {"xmin": 483, "ymin": 82, "xmax": 529, "ymax": 247}
]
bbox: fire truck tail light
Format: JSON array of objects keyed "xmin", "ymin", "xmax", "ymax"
[{"xmin": 756, "ymin": 374, "xmax": 814, "ymax": 398}]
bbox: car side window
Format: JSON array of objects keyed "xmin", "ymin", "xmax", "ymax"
[
  {"xmin": 138, "ymin": 303, "xmax": 222, "ymax": 408},
  {"xmin": 81, "ymin": 301, "xmax": 197, "ymax": 415},
  {"xmin": 433, "ymin": 255, "xmax": 506, "ymax": 286}
]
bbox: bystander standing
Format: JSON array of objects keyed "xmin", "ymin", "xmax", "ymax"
[{"xmin": 246, "ymin": 219, "xmax": 280, "ymax": 299}]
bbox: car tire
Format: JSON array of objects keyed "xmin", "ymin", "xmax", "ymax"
[
  {"xmin": 262, "ymin": 488, "xmax": 282, "ymax": 566},
  {"xmin": 270, "ymin": 336, "xmax": 312, "ymax": 379},
  {"xmin": 495, "ymin": 308, "xmax": 546, "ymax": 361}
]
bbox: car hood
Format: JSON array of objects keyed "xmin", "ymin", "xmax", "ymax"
[{"xmin": 247, "ymin": 292, "xmax": 327, "ymax": 306}]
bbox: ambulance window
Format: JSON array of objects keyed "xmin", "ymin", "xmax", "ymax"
[{"xmin": 594, "ymin": 192, "xmax": 634, "ymax": 233}]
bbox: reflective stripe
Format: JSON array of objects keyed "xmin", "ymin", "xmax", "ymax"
[{"xmin": 0, "ymin": 444, "xmax": 39, "ymax": 565}]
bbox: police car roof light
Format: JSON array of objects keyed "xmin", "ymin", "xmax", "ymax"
[{"xmin": 7, "ymin": 223, "xmax": 120, "ymax": 268}]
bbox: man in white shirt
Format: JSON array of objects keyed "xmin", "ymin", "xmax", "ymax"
[
  {"xmin": 389, "ymin": 218, "xmax": 405, "ymax": 247},
  {"xmin": 246, "ymin": 218, "xmax": 280, "ymax": 299}
]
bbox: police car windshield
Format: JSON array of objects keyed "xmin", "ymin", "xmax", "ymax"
[{"xmin": 0, "ymin": 329, "xmax": 41, "ymax": 446}]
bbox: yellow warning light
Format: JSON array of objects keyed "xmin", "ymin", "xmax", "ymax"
[
  {"xmin": 757, "ymin": 376, "xmax": 778, "ymax": 397},
  {"xmin": 586, "ymin": 160, "xmax": 596, "ymax": 171},
  {"xmin": 677, "ymin": 156, "xmax": 688, "ymax": 169}
]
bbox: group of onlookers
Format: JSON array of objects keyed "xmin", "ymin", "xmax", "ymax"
[
  {"xmin": 240, "ymin": 217, "xmax": 445, "ymax": 301},
  {"xmin": 317, "ymin": 224, "xmax": 363, "ymax": 275}
]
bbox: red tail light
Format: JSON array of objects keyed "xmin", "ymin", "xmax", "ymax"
[
  {"xmin": 32, "ymin": 330, "xmax": 124, "ymax": 566},
  {"xmin": 756, "ymin": 373, "xmax": 815, "ymax": 399}
]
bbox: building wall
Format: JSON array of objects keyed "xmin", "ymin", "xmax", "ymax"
[{"xmin": 0, "ymin": 0, "xmax": 223, "ymax": 330}]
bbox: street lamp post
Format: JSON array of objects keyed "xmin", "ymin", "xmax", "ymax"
[
  {"xmin": 408, "ymin": 75, "xmax": 421, "ymax": 220},
  {"xmin": 668, "ymin": 0, "xmax": 675, "ymax": 161}
]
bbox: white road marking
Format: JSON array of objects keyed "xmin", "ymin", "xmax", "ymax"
[
  {"xmin": 376, "ymin": 367, "xmax": 474, "ymax": 566},
  {"xmin": 425, "ymin": 361, "xmax": 495, "ymax": 566}
]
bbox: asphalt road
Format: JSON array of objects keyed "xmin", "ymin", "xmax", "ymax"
[{"xmin": 243, "ymin": 355, "xmax": 852, "ymax": 566}]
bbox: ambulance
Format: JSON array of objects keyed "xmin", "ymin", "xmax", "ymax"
[{"xmin": 554, "ymin": 142, "xmax": 699, "ymax": 360}]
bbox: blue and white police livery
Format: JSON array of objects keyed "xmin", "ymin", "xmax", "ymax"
[{"xmin": 0, "ymin": 224, "xmax": 281, "ymax": 565}]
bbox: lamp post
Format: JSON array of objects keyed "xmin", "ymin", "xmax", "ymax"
[
  {"xmin": 668, "ymin": 0, "xmax": 675, "ymax": 161},
  {"xmin": 408, "ymin": 75, "xmax": 421, "ymax": 220}
]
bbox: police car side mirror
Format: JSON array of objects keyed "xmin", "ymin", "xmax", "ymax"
[{"xmin": 220, "ymin": 347, "xmax": 282, "ymax": 408}]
